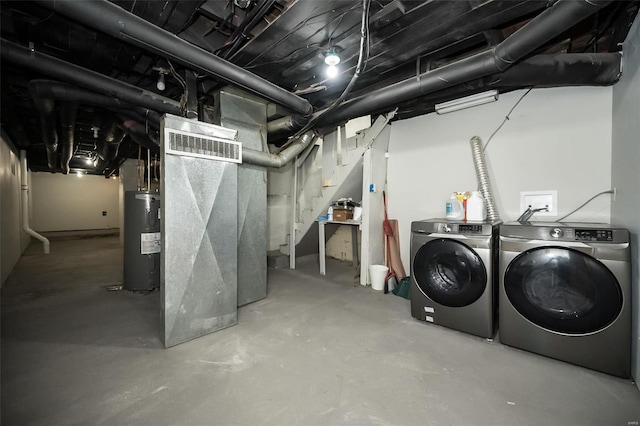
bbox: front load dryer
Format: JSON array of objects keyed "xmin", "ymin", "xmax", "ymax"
[
  {"xmin": 499, "ymin": 222, "xmax": 631, "ymax": 378},
  {"xmin": 410, "ymin": 219, "xmax": 500, "ymax": 339}
]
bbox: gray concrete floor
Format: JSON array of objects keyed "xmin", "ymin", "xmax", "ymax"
[{"xmin": 1, "ymin": 236, "xmax": 639, "ymax": 425}]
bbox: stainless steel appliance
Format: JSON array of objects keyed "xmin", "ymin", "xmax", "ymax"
[
  {"xmin": 499, "ymin": 222, "xmax": 631, "ymax": 377},
  {"xmin": 410, "ymin": 219, "xmax": 500, "ymax": 338}
]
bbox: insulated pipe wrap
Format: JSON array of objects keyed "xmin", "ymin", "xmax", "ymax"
[
  {"xmin": 29, "ymin": 80, "xmax": 162, "ymax": 126},
  {"xmin": 494, "ymin": 0, "xmax": 612, "ymax": 71},
  {"xmin": 311, "ymin": 0, "xmax": 612, "ymax": 130},
  {"xmin": 30, "ymin": 96, "xmax": 58, "ymax": 172},
  {"xmin": 36, "ymin": 0, "xmax": 313, "ymax": 117},
  {"xmin": 2, "ymin": 39, "xmax": 182, "ymax": 115},
  {"xmin": 59, "ymin": 102, "xmax": 78, "ymax": 174},
  {"xmin": 470, "ymin": 136, "xmax": 500, "ymax": 221}
]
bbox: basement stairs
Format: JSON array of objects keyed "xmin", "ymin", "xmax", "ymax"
[{"xmin": 270, "ymin": 112, "xmax": 395, "ymax": 275}]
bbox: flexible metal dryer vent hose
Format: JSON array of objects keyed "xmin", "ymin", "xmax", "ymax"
[{"xmin": 470, "ymin": 136, "xmax": 500, "ymax": 222}]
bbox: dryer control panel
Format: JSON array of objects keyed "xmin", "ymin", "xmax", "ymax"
[
  {"xmin": 459, "ymin": 224, "xmax": 483, "ymax": 234},
  {"xmin": 575, "ymin": 229, "xmax": 613, "ymax": 241}
]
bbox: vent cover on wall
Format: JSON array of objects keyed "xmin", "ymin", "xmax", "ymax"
[{"xmin": 165, "ymin": 129, "xmax": 242, "ymax": 163}]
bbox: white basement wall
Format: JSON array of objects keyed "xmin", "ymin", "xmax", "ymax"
[
  {"xmin": 611, "ymin": 15, "xmax": 640, "ymax": 388},
  {"xmin": 30, "ymin": 172, "xmax": 119, "ymax": 232},
  {"xmin": 388, "ymin": 86, "xmax": 613, "ymax": 271},
  {"xmin": 0, "ymin": 134, "xmax": 30, "ymax": 285}
]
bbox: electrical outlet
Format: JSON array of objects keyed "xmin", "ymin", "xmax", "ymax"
[{"xmin": 520, "ymin": 190, "xmax": 557, "ymax": 216}]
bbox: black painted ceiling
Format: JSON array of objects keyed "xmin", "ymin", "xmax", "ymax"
[{"xmin": 1, "ymin": 0, "xmax": 638, "ymax": 175}]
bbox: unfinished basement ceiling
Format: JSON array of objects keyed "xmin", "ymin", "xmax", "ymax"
[{"xmin": 1, "ymin": 0, "xmax": 638, "ymax": 175}]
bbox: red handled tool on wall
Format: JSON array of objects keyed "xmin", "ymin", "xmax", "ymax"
[{"xmin": 383, "ymin": 191, "xmax": 406, "ymax": 293}]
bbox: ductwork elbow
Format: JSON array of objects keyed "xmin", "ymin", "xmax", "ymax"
[
  {"xmin": 29, "ymin": 94, "xmax": 58, "ymax": 172},
  {"xmin": 99, "ymin": 120, "xmax": 127, "ymax": 162},
  {"xmin": 267, "ymin": 114, "xmax": 309, "ymax": 137},
  {"xmin": 242, "ymin": 131, "xmax": 316, "ymax": 168},
  {"xmin": 59, "ymin": 102, "xmax": 78, "ymax": 174}
]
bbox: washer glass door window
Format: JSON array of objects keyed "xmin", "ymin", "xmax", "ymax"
[
  {"xmin": 413, "ymin": 239, "xmax": 486, "ymax": 307},
  {"xmin": 505, "ymin": 247, "xmax": 623, "ymax": 334}
]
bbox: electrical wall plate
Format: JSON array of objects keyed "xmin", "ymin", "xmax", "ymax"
[{"xmin": 520, "ymin": 190, "xmax": 557, "ymax": 216}]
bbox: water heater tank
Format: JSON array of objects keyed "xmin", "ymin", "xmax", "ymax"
[{"xmin": 124, "ymin": 191, "xmax": 161, "ymax": 290}]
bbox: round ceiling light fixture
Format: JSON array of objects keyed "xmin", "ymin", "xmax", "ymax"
[
  {"xmin": 324, "ymin": 47, "xmax": 341, "ymax": 79},
  {"xmin": 324, "ymin": 47, "xmax": 341, "ymax": 66},
  {"xmin": 326, "ymin": 65, "xmax": 339, "ymax": 79}
]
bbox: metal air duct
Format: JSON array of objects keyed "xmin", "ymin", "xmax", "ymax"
[
  {"xmin": 35, "ymin": 0, "xmax": 313, "ymax": 117},
  {"xmin": 242, "ymin": 131, "xmax": 316, "ymax": 168},
  {"xmin": 59, "ymin": 102, "xmax": 78, "ymax": 174},
  {"xmin": 30, "ymin": 95, "xmax": 58, "ymax": 172},
  {"xmin": 268, "ymin": 0, "xmax": 612, "ymax": 134},
  {"xmin": 29, "ymin": 80, "xmax": 162, "ymax": 128},
  {"xmin": 98, "ymin": 121, "xmax": 127, "ymax": 165},
  {"xmin": 2, "ymin": 39, "xmax": 182, "ymax": 116},
  {"xmin": 470, "ymin": 136, "xmax": 500, "ymax": 222},
  {"xmin": 318, "ymin": 0, "xmax": 612, "ymax": 126}
]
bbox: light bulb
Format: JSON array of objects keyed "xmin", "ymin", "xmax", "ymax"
[
  {"xmin": 326, "ymin": 64, "xmax": 339, "ymax": 79},
  {"xmin": 157, "ymin": 73, "xmax": 165, "ymax": 91},
  {"xmin": 75, "ymin": 171, "xmax": 83, "ymax": 177},
  {"xmin": 324, "ymin": 48, "xmax": 341, "ymax": 66}
]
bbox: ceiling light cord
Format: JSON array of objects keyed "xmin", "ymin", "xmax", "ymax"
[
  {"xmin": 483, "ymin": 87, "xmax": 532, "ymax": 152},
  {"xmin": 556, "ymin": 190, "xmax": 614, "ymax": 222},
  {"xmin": 283, "ymin": 0, "xmax": 371, "ymax": 149}
]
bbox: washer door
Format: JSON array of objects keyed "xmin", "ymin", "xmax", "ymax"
[
  {"xmin": 504, "ymin": 247, "xmax": 622, "ymax": 334},
  {"xmin": 413, "ymin": 239, "xmax": 486, "ymax": 307}
]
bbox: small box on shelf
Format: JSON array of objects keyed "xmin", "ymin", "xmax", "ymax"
[{"xmin": 333, "ymin": 209, "xmax": 353, "ymax": 221}]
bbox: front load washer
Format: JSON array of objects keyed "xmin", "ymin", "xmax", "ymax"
[
  {"xmin": 499, "ymin": 222, "xmax": 631, "ymax": 378},
  {"xmin": 410, "ymin": 219, "xmax": 500, "ymax": 338}
]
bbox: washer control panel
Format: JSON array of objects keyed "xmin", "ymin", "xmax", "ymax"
[
  {"xmin": 459, "ymin": 224, "xmax": 483, "ymax": 234},
  {"xmin": 550, "ymin": 228, "xmax": 564, "ymax": 238},
  {"xmin": 575, "ymin": 229, "xmax": 614, "ymax": 241}
]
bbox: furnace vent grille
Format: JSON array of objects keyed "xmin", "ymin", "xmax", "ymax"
[{"xmin": 165, "ymin": 130, "xmax": 242, "ymax": 163}]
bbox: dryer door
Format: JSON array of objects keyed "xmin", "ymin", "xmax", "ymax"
[
  {"xmin": 504, "ymin": 247, "xmax": 622, "ymax": 334},
  {"xmin": 413, "ymin": 239, "xmax": 486, "ymax": 307}
]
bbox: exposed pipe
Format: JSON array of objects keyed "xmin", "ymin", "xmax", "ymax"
[
  {"xmin": 30, "ymin": 95, "xmax": 58, "ymax": 172},
  {"xmin": 99, "ymin": 121, "xmax": 127, "ymax": 163},
  {"xmin": 2, "ymin": 39, "xmax": 182, "ymax": 116},
  {"xmin": 268, "ymin": 52, "xmax": 621, "ymax": 137},
  {"xmin": 20, "ymin": 150, "xmax": 50, "ymax": 254},
  {"xmin": 29, "ymin": 80, "xmax": 162, "ymax": 128},
  {"xmin": 220, "ymin": 0, "xmax": 276, "ymax": 60},
  {"xmin": 274, "ymin": 0, "xmax": 612, "ymax": 132},
  {"xmin": 267, "ymin": 114, "xmax": 310, "ymax": 137},
  {"xmin": 59, "ymin": 102, "xmax": 78, "ymax": 174},
  {"xmin": 242, "ymin": 131, "xmax": 316, "ymax": 168},
  {"xmin": 470, "ymin": 136, "xmax": 499, "ymax": 222},
  {"xmin": 185, "ymin": 71, "xmax": 198, "ymax": 120},
  {"xmin": 35, "ymin": 0, "xmax": 313, "ymax": 117},
  {"xmin": 120, "ymin": 120, "xmax": 161, "ymax": 152}
]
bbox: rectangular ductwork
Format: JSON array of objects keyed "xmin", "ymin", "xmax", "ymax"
[{"xmin": 161, "ymin": 114, "xmax": 241, "ymax": 348}]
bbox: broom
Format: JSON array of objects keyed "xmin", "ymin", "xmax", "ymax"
[{"xmin": 383, "ymin": 191, "xmax": 397, "ymax": 293}]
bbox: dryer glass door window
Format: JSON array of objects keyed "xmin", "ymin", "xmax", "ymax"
[
  {"xmin": 413, "ymin": 239, "xmax": 486, "ymax": 307},
  {"xmin": 505, "ymin": 247, "xmax": 622, "ymax": 334}
]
